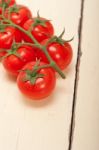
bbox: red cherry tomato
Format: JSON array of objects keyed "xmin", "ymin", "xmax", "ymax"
[
  {"xmin": 22, "ymin": 17, "xmax": 54, "ymax": 43},
  {"xmin": 17, "ymin": 61, "xmax": 56, "ymax": 100},
  {"xmin": 36, "ymin": 39, "xmax": 73, "ymax": 70},
  {"xmin": 2, "ymin": 46, "xmax": 36, "ymax": 76},
  {"xmin": 5, "ymin": 5, "xmax": 32, "ymax": 26},
  {"xmin": 0, "ymin": 26, "xmax": 22, "ymax": 49}
]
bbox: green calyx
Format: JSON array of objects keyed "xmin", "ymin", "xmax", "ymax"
[
  {"xmin": 8, "ymin": 42, "xmax": 20, "ymax": 57},
  {"xmin": 23, "ymin": 70, "xmax": 44, "ymax": 85},
  {"xmin": 8, "ymin": 4, "xmax": 19, "ymax": 13},
  {"xmin": 1, "ymin": 42, "xmax": 21, "ymax": 60},
  {"xmin": 33, "ymin": 18, "xmax": 48, "ymax": 28},
  {"xmin": 45, "ymin": 28, "xmax": 74, "ymax": 46},
  {"xmin": 0, "ymin": 0, "xmax": 9, "ymax": 9},
  {"xmin": 55, "ymin": 36, "xmax": 74, "ymax": 45},
  {"xmin": 44, "ymin": 35, "xmax": 66, "ymax": 46},
  {"xmin": 32, "ymin": 11, "xmax": 50, "ymax": 28},
  {"xmin": 22, "ymin": 60, "xmax": 44, "ymax": 85}
]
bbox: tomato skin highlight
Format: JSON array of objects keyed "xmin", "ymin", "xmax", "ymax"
[
  {"xmin": 36, "ymin": 39, "xmax": 73, "ymax": 70},
  {"xmin": 17, "ymin": 61, "xmax": 56, "ymax": 100},
  {"xmin": 2, "ymin": 46, "xmax": 36, "ymax": 76},
  {"xmin": 5, "ymin": 5, "xmax": 32, "ymax": 26},
  {"xmin": 0, "ymin": 26, "xmax": 22, "ymax": 49},
  {"xmin": 22, "ymin": 18, "xmax": 54, "ymax": 43}
]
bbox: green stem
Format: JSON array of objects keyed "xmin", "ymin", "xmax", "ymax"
[
  {"xmin": 15, "ymin": 42, "xmax": 38, "ymax": 48},
  {"xmin": 2, "ymin": 6, "xmax": 5, "ymax": 16},
  {"xmin": 2, "ymin": 18, "xmax": 66, "ymax": 79},
  {"xmin": 37, "ymin": 64, "xmax": 51, "ymax": 70},
  {"xmin": 41, "ymin": 46, "xmax": 66, "ymax": 78}
]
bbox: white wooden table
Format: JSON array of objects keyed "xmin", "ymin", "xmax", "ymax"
[{"xmin": 0, "ymin": 0, "xmax": 99, "ymax": 150}]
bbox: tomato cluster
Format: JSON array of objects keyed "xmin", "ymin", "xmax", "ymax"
[{"xmin": 0, "ymin": 0, "xmax": 73, "ymax": 100}]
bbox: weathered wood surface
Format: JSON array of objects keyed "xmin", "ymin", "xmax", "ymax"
[
  {"xmin": 1, "ymin": 0, "xmax": 98, "ymax": 150},
  {"xmin": 72, "ymin": 0, "xmax": 99, "ymax": 150}
]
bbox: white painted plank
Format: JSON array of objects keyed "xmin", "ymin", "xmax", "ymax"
[
  {"xmin": 72, "ymin": 0, "xmax": 99, "ymax": 150},
  {"xmin": 0, "ymin": 0, "xmax": 81, "ymax": 150}
]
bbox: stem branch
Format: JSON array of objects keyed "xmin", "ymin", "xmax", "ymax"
[{"xmin": 1, "ymin": 17, "xmax": 66, "ymax": 79}]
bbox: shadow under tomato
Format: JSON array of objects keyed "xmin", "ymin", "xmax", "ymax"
[
  {"xmin": 20, "ymin": 83, "xmax": 68, "ymax": 108},
  {"xmin": 20, "ymin": 91, "xmax": 56, "ymax": 108},
  {"xmin": 4, "ymin": 72, "xmax": 17, "ymax": 82}
]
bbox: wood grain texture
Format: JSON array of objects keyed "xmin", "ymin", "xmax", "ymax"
[
  {"xmin": 72, "ymin": 0, "xmax": 99, "ymax": 150},
  {"xmin": 0, "ymin": 0, "xmax": 81, "ymax": 150}
]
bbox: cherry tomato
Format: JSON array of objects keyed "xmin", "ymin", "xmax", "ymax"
[
  {"xmin": 5, "ymin": 5, "xmax": 32, "ymax": 26},
  {"xmin": 22, "ymin": 17, "xmax": 54, "ymax": 43},
  {"xmin": 0, "ymin": 26, "xmax": 22, "ymax": 50},
  {"xmin": 36, "ymin": 39, "xmax": 73, "ymax": 70},
  {"xmin": 17, "ymin": 61, "xmax": 56, "ymax": 100},
  {"xmin": 2, "ymin": 46, "xmax": 36, "ymax": 76}
]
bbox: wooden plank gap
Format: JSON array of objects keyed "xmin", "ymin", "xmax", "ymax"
[{"xmin": 68, "ymin": 0, "xmax": 85, "ymax": 150}]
